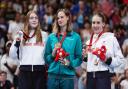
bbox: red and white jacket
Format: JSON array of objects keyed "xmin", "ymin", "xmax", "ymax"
[
  {"xmin": 86, "ymin": 32, "xmax": 125, "ymax": 73},
  {"xmin": 9, "ymin": 31, "xmax": 48, "ymax": 66}
]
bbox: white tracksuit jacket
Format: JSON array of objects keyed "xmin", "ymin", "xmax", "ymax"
[
  {"xmin": 86, "ymin": 32, "xmax": 126, "ymax": 73},
  {"xmin": 9, "ymin": 31, "xmax": 48, "ymax": 66}
]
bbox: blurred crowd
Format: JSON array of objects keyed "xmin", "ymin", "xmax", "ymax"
[{"xmin": 0, "ymin": 0, "xmax": 128, "ymax": 89}]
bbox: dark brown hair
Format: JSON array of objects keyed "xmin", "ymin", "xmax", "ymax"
[
  {"xmin": 93, "ymin": 12, "xmax": 106, "ymax": 23},
  {"xmin": 0, "ymin": 71, "xmax": 7, "ymax": 75}
]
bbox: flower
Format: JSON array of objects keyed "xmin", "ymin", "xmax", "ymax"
[
  {"xmin": 92, "ymin": 45, "xmax": 107, "ymax": 62},
  {"xmin": 54, "ymin": 48, "xmax": 69, "ymax": 62}
]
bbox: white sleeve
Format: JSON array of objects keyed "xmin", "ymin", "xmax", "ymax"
[
  {"xmin": 120, "ymin": 80, "xmax": 125, "ymax": 87},
  {"xmin": 8, "ymin": 23, "xmax": 13, "ymax": 33},
  {"xmin": 9, "ymin": 40, "xmax": 18, "ymax": 59},
  {"xmin": 109, "ymin": 37, "xmax": 126, "ymax": 69}
]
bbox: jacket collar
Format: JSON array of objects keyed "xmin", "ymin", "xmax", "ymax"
[{"xmin": 55, "ymin": 31, "xmax": 73, "ymax": 37}]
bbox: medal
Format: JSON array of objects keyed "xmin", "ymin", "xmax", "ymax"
[
  {"xmin": 55, "ymin": 42, "xmax": 61, "ymax": 48},
  {"xmin": 88, "ymin": 31, "xmax": 104, "ymax": 65},
  {"xmin": 54, "ymin": 32, "xmax": 69, "ymax": 62},
  {"xmin": 94, "ymin": 59, "xmax": 99, "ymax": 65}
]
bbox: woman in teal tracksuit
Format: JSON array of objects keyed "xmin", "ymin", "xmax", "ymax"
[{"xmin": 44, "ymin": 9, "xmax": 82, "ymax": 89}]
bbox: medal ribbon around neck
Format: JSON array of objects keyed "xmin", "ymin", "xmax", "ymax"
[
  {"xmin": 22, "ymin": 31, "xmax": 36, "ymax": 40},
  {"xmin": 57, "ymin": 32, "xmax": 67, "ymax": 47},
  {"xmin": 54, "ymin": 32, "xmax": 69, "ymax": 62},
  {"xmin": 88, "ymin": 31, "xmax": 104, "ymax": 50}
]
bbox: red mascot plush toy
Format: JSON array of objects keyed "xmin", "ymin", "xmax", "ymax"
[
  {"xmin": 92, "ymin": 45, "xmax": 107, "ymax": 62},
  {"xmin": 55, "ymin": 48, "xmax": 69, "ymax": 62}
]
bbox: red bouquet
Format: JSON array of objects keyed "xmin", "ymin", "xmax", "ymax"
[
  {"xmin": 92, "ymin": 45, "xmax": 107, "ymax": 62},
  {"xmin": 54, "ymin": 48, "xmax": 69, "ymax": 62}
]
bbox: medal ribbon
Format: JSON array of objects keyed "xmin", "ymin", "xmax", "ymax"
[
  {"xmin": 22, "ymin": 31, "xmax": 36, "ymax": 40},
  {"xmin": 57, "ymin": 32, "xmax": 67, "ymax": 47},
  {"xmin": 88, "ymin": 31, "xmax": 104, "ymax": 50}
]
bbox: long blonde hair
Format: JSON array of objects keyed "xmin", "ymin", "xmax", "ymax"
[
  {"xmin": 23, "ymin": 11, "xmax": 42, "ymax": 44},
  {"xmin": 53, "ymin": 9, "xmax": 72, "ymax": 34}
]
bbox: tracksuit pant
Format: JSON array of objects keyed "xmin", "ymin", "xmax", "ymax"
[
  {"xmin": 87, "ymin": 71, "xmax": 111, "ymax": 89},
  {"xmin": 47, "ymin": 73, "xmax": 74, "ymax": 89},
  {"xmin": 18, "ymin": 65, "xmax": 47, "ymax": 89}
]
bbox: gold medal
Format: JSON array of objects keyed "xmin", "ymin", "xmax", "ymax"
[{"xmin": 55, "ymin": 42, "xmax": 61, "ymax": 48}]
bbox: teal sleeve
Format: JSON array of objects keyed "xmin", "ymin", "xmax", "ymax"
[
  {"xmin": 70, "ymin": 36, "xmax": 82, "ymax": 68},
  {"xmin": 44, "ymin": 36, "xmax": 54, "ymax": 65}
]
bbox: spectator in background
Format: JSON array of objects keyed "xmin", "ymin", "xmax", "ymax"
[
  {"xmin": 0, "ymin": 41, "xmax": 19, "ymax": 83},
  {"xmin": 111, "ymin": 7, "xmax": 121, "ymax": 26},
  {"xmin": 120, "ymin": 68, "xmax": 128, "ymax": 89},
  {"xmin": 111, "ymin": 73, "xmax": 122, "ymax": 89},
  {"xmin": 47, "ymin": 0, "xmax": 58, "ymax": 12},
  {"xmin": 71, "ymin": 15, "xmax": 79, "ymax": 33},
  {"xmin": 122, "ymin": 38, "xmax": 128, "ymax": 68},
  {"xmin": 0, "ymin": 1, "xmax": 7, "ymax": 18},
  {"xmin": 91, "ymin": 1, "xmax": 100, "ymax": 15},
  {"xmin": 28, "ymin": 0, "xmax": 38, "ymax": 12},
  {"xmin": 123, "ymin": 0, "xmax": 128, "ymax": 4},
  {"xmin": 121, "ymin": 5, "xmax": 128, "ymax": 29},
  {"xmin": 13, "ymin": 0, "xmax": 22, "ymax": 13},
  {"xmin": 0, "ymin": 71, "xmax": 14, "ymax": 89},
  {"xmin": 4, "ymin": 1, "xmax": 16, "ymax": 22},
  {"xmin": 22, "ymin": 0, "xmax": 29, "ymax": 15},
  {"xmin": 113, "ymin": 25, "xmax": 127, "ymax": 48},
  {"xmin": 44, "ymin": 9, "xmax": 82, "ymax": 89},
  {"xmin": 0, "ymin": 28, "xmax": 6, "ymax": 56},
  {"xmin": 63, "ymin": 0, "xmax": 73, "ymax": 9},
  {"xmin": 43, "ymin": 4, "xmax": 54, "ymax": 33},
  {"xmin": 98, "ymin": 0, "xmax": 114, "ymax": 18},
  {"xmin": 37, "ymin": 0, "xmax": 45, "ymax": 28},
  {"xmin": 80, "ymin": 21, "xmax": 92, "ymax": 45},
  {"xmin": 77, "ymin": 63, "xmax": 87, "ymax": 89},
  {"xmin": 0, "ymin": 16, "xmax": 8, "ymax": 55},
  {"xmin": 9, "ymin": 11, "xmax": 48, "ymax": 89},
  {"xmin": 104, "ymin": 24, "xmax": 111, "ymax": 32},
  {"xmin": 71, "ymin": 0, "xmax": 91, "ymax": 28},
  {"xmin": 7, "ymin": 12, "xmax": 24, "ymax": 41},
  {"xmin": 0, "ymin": 16, "xmax": 8, "ymax": 36}
]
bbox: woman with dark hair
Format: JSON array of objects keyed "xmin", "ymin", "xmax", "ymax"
[
  {"xmin": 44, "ymin": 9, "xmax": 82, "ymax": 89},
  {"xmin": 9, "ymin": 11, "xmax": 48, "ymax": 89},
  {"xmin": 82, "ymin": 13, "xmax": 125, "ymax": 89}
]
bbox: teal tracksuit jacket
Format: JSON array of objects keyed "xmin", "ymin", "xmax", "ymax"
[{"xmin": 44, "ymin": 31, "xmax": 82, "ymax": 76}]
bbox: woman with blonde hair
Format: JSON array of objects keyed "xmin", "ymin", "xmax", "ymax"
[{"xmin": 9, "ymin": 11, "xmax": 48, "ymax": 89}]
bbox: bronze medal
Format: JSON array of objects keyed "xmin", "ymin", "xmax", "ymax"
[{"xmin": 94, "ymin": 59, "xmax": 99, "ymax": 65}]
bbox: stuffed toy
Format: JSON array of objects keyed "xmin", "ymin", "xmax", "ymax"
[
  {"xmin": 92, "ymin": 45, "xmax": 107, "ymax": 62},
  {"xmin": 55, "ymin": 48, "xmax": 69, "ymax": 62}
]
